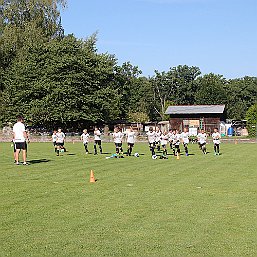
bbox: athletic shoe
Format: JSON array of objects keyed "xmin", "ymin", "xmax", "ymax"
[
  {"xmin": 186, "ymin": 153, "xmax": 189, "ymax": 156},
  {"xmin": 23, "ymin": 162, "xmax": 28, "ymax": 165},
  {"xmin": 15, "ymin": 162, "xmax": 20, "ymax": 165}
]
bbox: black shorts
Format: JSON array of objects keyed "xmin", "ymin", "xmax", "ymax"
[
  {"xmin": 15, "ymin": 142, "xmax": 26, "ymax": 150},
  {"xmin": 53, "ymin": 141, "xmax": 57, "ymax": 146},
  {"xmin": 94, "ymin": 140, "xmax": 101, "ymax": 146},
  {"xmin": 56, "ymin": 142, "xmax": 64, "ymax": 147},
  {"xmin": 128, "ymin": 143, "xmax": 134, "ymax": 147},
  {"xmin": 115, "ymin": 143, "xmax": 122, "ymax": 148}
]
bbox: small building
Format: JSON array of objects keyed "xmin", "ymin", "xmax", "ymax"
[{"xmin": 165, "ymin": 105, "xmax": 225, "ymax": 134}]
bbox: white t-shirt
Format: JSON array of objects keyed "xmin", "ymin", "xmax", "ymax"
[
  {"xmin": 168, "ymin": 132, "xmax": 176, "ymax": 143},
  {"xmin": 52, "ymin": 134, "xmax": 57, "ymax": 142},
  {"xmin": 81, "ymin": 133, "xmax": 89, "ymax": 143},
  {"xmin": 160, "ymin": 134, "xmax": 169, "ymax": 145},
  {"xmin": 174, "ymin": 133, "xmax": 181, "ymax": 145},
  {"xmin": 212, "ymin": 132, "xmax": 221, "ymax": 144},
  {"xmin": 13, "ymin": 122, "xmax": 26, "ymax": 142},
  {"xmin": 56, "ymin": 132, "xmax": 65, "ymax": 143},
  {"xmin": 155, "ymin": 131, "xmax": 161, "ymax": 142},
  {"xmin": 147, "ymin": 131, "xmax": 156, "ymax": 144},
  {"xmin": 127, "ymin": 131, "xmax": 136, "ymax": 144},
  {"xmin": 181, "ymin": 132, "xmax": 189, "ymax": 144},
  {"xmin": 94, "ymin": 130, "xmax": 101, "ymax": 141},
  {"xmin": 198, "ymin": 133, "xmax": 207, "ymax": 144},
  {"xmin": 113, "ymin": 131, "xmax": 123, "ymax": 144}
]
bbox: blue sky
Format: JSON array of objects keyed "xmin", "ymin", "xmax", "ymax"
[{"xmin": 61, "ymin": 0, "xmax": 257, "ymax": 78}]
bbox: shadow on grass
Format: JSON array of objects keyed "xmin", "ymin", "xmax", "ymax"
[{"xmin": 28, "ymin": 159, "xmax": 51, "ymax": 164}]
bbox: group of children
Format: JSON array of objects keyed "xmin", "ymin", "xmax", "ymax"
[
  {"xmin": 51, "ymin": 126, "xmax": 221, "ymax": 158},
  {"xmin": 146, "ymin": 127, "xmax": 221, "ymax": 159}
]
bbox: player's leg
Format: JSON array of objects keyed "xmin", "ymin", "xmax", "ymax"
[
  {"xmin": 216, "ymin": 144, "xmax": 220, "ymax": 155},
  {"xmin": 184, "ymin": 143, "xmax": 189, "ymax": 156},
  {"xmin": 115, "ymin": 143, "xmax": 119, "ymax": 154},
  {"xmin": 99, "ymin": 141, "xmax": 102, "ymax": 154},
  {"xmin": 84, "ymin": 143, "xmax": 89, "ymax": 153},
  {"xmin": 94, "ymin": 141, "xmax": 97, "ymax": 155},
  {"xmin": 15, "ymin": 147, "xmax": 20, "ymax": 164}
]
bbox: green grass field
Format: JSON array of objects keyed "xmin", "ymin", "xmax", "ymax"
[{"xmin": 1, "ymin": 142, "xmax": 257, "ymax": 257}]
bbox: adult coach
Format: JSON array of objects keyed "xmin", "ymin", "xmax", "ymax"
[{"xmin": 13, "ymin": 115, "xmax": 29, "ymax": 165}]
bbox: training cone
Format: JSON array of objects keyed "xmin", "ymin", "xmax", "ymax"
[
  {"xmin": 90, "ymin": 170, "xmax": 95, "ymax": 183},
  {"xmin": 176, "ymin": 153, "xmax": 180, "ymax": 160}
]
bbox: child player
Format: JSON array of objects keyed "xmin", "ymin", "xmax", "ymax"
[
  {"xmin": 113, "ymin": 127, "xmax": 124, "ymax": 156},
  {"xmin": 81, "ymin": 129, "xmax": 90, "ymax": 154},
  {"xmin": 155, "ymin": 127, "xmax": 161, "ymax": 151},
  {"xmin": 181, "ymin": 127, "xmax": 189, "ymax": 156},
  {"xmin": 212, "ymin": 128, "xmax": 221, "ymax": 155},
  {"xmin": 160, "ymin": 131, "xmax": 169, "ymax": 159},
  {"xmin": 146, "ymin": 127, "xmax": 156, "ymax": 156},
  {"xmin": 126, "ymin": 127, "xmax": 135, "ymax": 156},
  {"xmin": 52, "ymin": 130, "xmax": 57, "ymax": 153},
  {"xmin": 56, "ymin": 128, "xmax": 65, "ymax": 156},
  {"xmin": 197, "ymin": 129, "xmax": 207, "ymax": 154},
  {"xmin": 168, "ymin": 129, "xmax": 176, "ymax": 156},
  {"xmin": 174, "ymin": 130, "xmax": 181, "ymax": 157},
  {"xmin": 94, "ymin": 127, "xmax": 102, "ymax": 155}
]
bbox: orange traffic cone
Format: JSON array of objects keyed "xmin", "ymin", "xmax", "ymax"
[
  {"xmin": 176, "ymin": 153, "xmax": 180, "ymax": 160},
  {"xmin": 90, "ymin": 170, "xmax": 95, "ymax": 183}
]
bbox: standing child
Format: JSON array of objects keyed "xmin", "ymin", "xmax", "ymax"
[
  {"xmin": 94, "ymin": 127, "xmax": 102, "ymax": 155},
  {"xmin": 197, "ymin": 129, "xmax": 207, "ymax": 154},
  {"xmin": 81, "ymin": 129, "xmax": 90, "ymax": 154},
  {"xmin": 212, "ymin": 128, "xmax": 221, "ymax": 155},
  {"xmin": 56, "ymin": 128, "xmax": 65, "ymax": 156},
  {"xmin": 160, "ymin": 131, "xmax": 169, "ymax": 158},
  {"xmin": 52, "ymin": 130, "xmax": 57, "ymax": 153},
  {"xmin": 181, "ymin": 127, "xmax": 189, "ymax": 156},
  {"xmin": 168, "ymin": 129, "xmax": 177, "ymax": 156},
  {"xmin": 174, "ymin": 130, "xmax": 181, "ymax": 157},
  {"xmin": 155, "ymin": 127, "xmax": 161, "ymax": 151},
  {"xmin": 113, "ymin": 127, "xmax": 124, "ymax": 156},
  {"xmin": 126, "ymin": 127, "xmax": 136, "ymax": 156},
  {"xmin": 146, "ymin": 127, "xmax": 156, "ymax": 156}
]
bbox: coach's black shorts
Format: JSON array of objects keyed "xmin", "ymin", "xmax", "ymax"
[
  {"xmin": 15, "ymin": 142, "xmax": 26, "ymax": 150},
  {"xmin": 94, "ymin": 140, "xmax": 101, "ymax": 146}
]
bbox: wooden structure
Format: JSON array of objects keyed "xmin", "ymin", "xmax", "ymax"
[{"xmin": 165, "ymin": 105, "xmax": 225, "ymax": 134}]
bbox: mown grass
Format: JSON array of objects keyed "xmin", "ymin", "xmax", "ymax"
[{"xmin": 0, "ymin": 142, "xmax": 257, "ymax": 257}]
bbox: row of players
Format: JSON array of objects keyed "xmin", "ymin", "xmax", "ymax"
[{"xmin": 52, "ymin": 126, "xmax": 221, "ymax": 158}]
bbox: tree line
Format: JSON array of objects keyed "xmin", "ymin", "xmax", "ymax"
[{"xmin": 0, "ymin": 0, "xmax": 256, "ymax": 132}]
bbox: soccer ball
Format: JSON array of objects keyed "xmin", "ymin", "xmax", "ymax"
[
  {"xmin": 134, "ymin": 153, "xmax": 139, "ymax": 157},
  {"xmin": 152, "ymin": 155, "xmax": 158, "ymax": 160}
]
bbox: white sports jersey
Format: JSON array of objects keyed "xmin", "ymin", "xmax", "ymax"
[
  {"xmin": 174, "ymin": 133, "xmax": 181, "ymax": 145},
  {"xmin": 113, "ymin": 131, "xmax": 123, "ymax": 144},
  {"xmin": 13, "ymin": 122, "xmax": 26, "ymax": 142},
  {"xmin": 197, "ymin": 133, "xmax": 207, "ymax": 144},
  {"xmin": 94, "ymin": 130, "xmax": 101, "ymax": 141},
  {"xmin": 147, "ymin": 131, "xmax": 156, "ymax": 144},
  {"xmin": 52, "ymin": 134, "xmax": 57, "ymax": 142},
  {"xmin": 56, "ymin": 132, "xmax": 65, "ymax": 143},
  {"xmin": 160, "ymin": 134, "xmax": 169, "ymax": 145},
  {"xmin": 81, "ymin": 133, "xmax": 89, "ymax": 143},
  {"xmin": 168, "ymin": 132, "xmax": 176, "ymax": 144},
  {"xmin": 181, "ymin": 132, "xmax": 189, "ymax": 144},
  {"xmin": 155, "ymin": 131, "xmax": 161, "ymax": 142},
  {"xmin": 127, "ymin": 131, "xmax": 136, "ymax": 144},
  {"xmin": 212, "ymin": 132, "xmax": 221, "ymax": 144}
]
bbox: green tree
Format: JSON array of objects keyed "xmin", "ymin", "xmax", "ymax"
[
  {"xmin": 195, "ymin": 73, "xmax": 227, "ymax": 105},
  {"xmin": 245, "ymin": 103, "xmax": 257, "ymax": 137}
]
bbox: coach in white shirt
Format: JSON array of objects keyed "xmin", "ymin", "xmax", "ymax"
[{"xmin": 13, "ymin": 115, "xmax": 29, "ymax": 165}]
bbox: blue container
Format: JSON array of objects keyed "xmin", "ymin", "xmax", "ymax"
[{"xmin": 227, "ymin": 127, "xmax": 234, "ymax": 136}]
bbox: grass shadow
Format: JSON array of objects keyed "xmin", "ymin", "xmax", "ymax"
[{"xmin": 28, "ymin": 159, "xmax": 51, "ymax": 164}]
